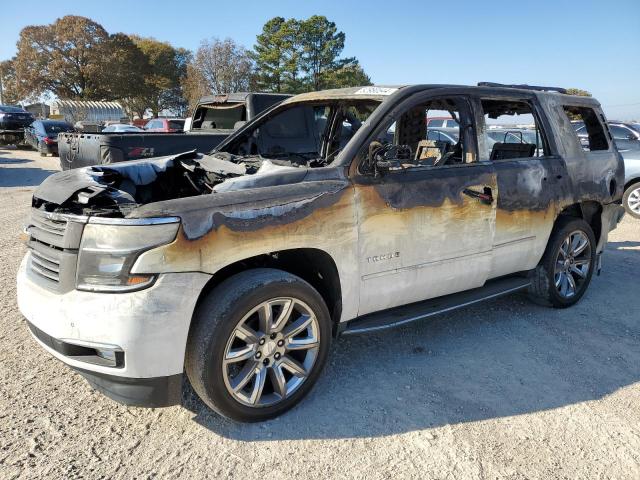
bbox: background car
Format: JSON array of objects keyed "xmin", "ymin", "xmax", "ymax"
[
  {"xmin": 426, "ymin": 116, "xmax": 459, "ymax": 128},
  {"xmin": 0, "ymin": 105, "xmax": 34, "ymax": 146},
  {"xmin": 577, "ymin": 121, "xmax": 640, "ymax": 152},
  {"xmin": 0, "ymin": 105, "xmax": 34, "ymax": 131},
  {"xmin": 622, "ymin": 153, "xmax": 640, "ymax": 219},
  {"xmin": 102, "ymin": 124, "xmax": 144, "ymax": 133},
  {"xmin": 24, "ymin": 120, "xmax": 75, "ymax": 156},
  {"xmin": 426, "ymin": 127, "xmax": 459, "ymax": 145},
  {"xmin": 143, "ymin": 118, "xmax": 186, "ymax": 132}
]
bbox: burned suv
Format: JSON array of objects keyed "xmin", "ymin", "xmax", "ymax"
[{"xmin": 17, "ymin": 84, "xmax": 625, "ymax": 422}]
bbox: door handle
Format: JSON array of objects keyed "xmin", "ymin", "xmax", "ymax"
[{"xmin": 463, "ymin": 187, "xmax": 493, "ymax": 205}]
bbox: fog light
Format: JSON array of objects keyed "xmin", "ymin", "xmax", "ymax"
[{"xmin": 95, "ymin": 349, "xmax": 117, "ymax": 363}]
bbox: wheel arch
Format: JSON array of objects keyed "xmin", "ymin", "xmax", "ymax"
[
  {"xmin": 193, "ymin": 248, "xmax": 343, "ymax": 335},
  {"xmin": 556, "ymin": 201, "xmax": 603, "ymax": 246},
  {"xmin": 624, "ymin": 177, "xmax": 640, "ymax": 192}
]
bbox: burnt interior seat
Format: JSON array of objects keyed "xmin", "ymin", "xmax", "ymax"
[{"xmin": 490, "ymin": 142, "xmax": 536, "ymax": 160}]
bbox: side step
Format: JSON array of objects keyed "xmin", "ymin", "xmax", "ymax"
[{"xmin": 341, "ymin": 276, "xmax": 531, "ymax": 336}]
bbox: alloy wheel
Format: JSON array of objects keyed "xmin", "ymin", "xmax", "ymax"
[
  {"xmin": 222, "ymin": 297, "xmax": 320, "ymax": 407},
  {"xmin": 553, "ymin": 230, "xmax": 592, "ymax": 298},
  {"xmin": 627, "ymin": 186, "xmax": 640, "ymax": 215}
]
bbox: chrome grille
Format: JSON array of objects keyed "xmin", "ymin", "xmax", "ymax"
[
  {"xmin": 29, "ymin": 209, "xmax": 68, "ymax": 248},
  {"xmin": 26, "ymin": 209, "xmax": 85, "ymax": 292},
  {"xmin": 29, "ymin": 242, "xmax": 62, "ymax": 283}
]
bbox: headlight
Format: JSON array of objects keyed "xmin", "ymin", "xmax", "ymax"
[{"xmin": 76, "ymin": 219, "xmax": 179, "ymax": 292}]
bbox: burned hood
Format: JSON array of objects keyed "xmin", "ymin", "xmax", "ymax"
[
  {"xmin": 35, "ymin": 151, "xmax": 197, "ymax": 206},
  {"xmin": 33, "ymin": 149, "xmax": 316, "ymax": 218}
]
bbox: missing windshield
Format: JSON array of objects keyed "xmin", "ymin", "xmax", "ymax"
[{"xmin": 223, "ymin": 100, "xmax": 380, "ymax": 167}]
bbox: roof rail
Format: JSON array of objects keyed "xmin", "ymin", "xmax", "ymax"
[{"xmin": 477, "ymin": 82, "xmax": 567, "ymax": 94}]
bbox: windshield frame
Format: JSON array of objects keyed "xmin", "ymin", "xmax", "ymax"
[{"xmin": 214, "ymin": 98, "xmax": 384, "ymax": 167}]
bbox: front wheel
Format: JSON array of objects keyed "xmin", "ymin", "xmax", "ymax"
[
  {"xmin": 623, "ymin": 183, "xmax": 640, "ymax": 219},
  {"xmin": 185, "ymin": 269, "xmax": 331, "ymax": 422},
  {"xmin": 528, "ymin": 217, "xmax": 596, "ymax": 308}
]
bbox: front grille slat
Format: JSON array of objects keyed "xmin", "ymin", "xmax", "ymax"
[
  {"xmin": 30, "ymin": 217, "xmax": 66, "ymax": 236},
  {"xmin": 27, "ymin": 209, "xmax": 78, "ymax": 289},
  {"xmin": 31, "ymin": 252, "xmax": 60, "ymax": 273},
  {"xmin": 31, "ymin": 262, "xmax": 60, "ymax": 282}
]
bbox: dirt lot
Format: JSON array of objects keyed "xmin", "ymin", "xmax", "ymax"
[{"xmin": 0, "ymin": 146, "xmax": 639, "ymax": 480}]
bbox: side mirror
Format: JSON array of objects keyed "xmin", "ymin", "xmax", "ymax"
[
  {"xmin": 628, "ymin": 133, "xmax": 637, "ymax": 141},
  {"xmin": 368, "ymin": 141, "xmax": 406, "ymax": 176},
  {"xmin": 375, "ymin": 159, "xmax": 396, "ymax": 174},
  {"xmin": 233, "ymin": 120, "xmax": 247, "ymax": 130}
]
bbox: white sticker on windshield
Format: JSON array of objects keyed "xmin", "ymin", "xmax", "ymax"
[{"xmin": 354, "ymin": 87, "xmax": 398, "ymax": 96}]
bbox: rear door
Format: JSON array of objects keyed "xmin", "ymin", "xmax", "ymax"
[
  {"xmin": 474, "ymin": 94, "xmax": 564, "ymax": 279},
  {"xmin": 353, "ymin": 92, "xmax": 497, "ymax": 316}
]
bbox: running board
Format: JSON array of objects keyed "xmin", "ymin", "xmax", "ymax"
[{"xmin": 341, "ymin": 276, "xmax": 531, "ymax": 335}]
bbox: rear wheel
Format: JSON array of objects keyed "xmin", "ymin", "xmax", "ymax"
[
  {"xmin": 623, "ymin": 183, "xmax": 640, "ymax": 219},
  {"xmin": 528, "ymin": 217, "xmax": 596, "ymax": 308},
  {"xmin": 185, "ymin": 268, "xmax": 331, "ymax": 422}
]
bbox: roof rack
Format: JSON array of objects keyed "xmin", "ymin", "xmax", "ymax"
[{"xmin": 477, "ymin": 82, "xmax": 567, "ymax": 94}]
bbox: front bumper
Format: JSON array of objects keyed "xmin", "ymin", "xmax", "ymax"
[
  {"xmin": 42, "ymin": 143, "xmax": 58, "ymax": 155},
  {"xmin": 17, "ymin": 255, "xmax": 211, "ymax": 406},
  {"xmin": 0, "ymin": 129, "xmax": 24, "ymax": 144}
]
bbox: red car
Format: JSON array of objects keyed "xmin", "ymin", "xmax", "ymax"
[{"xmin": 143, "ymin": 118, "xmax": 186, "ymax": 133}]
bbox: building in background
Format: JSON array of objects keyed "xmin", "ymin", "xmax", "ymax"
[
  {"xmin": 50, "ymin": 100, "xmax": 125, "ymax": 131},
  {"xmin": 24, "ymin": 103, "xmax": 50, "ymax": 119}
]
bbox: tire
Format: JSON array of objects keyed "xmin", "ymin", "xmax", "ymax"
[
  {"xmin": 623, "ymin": 182, "xmax": 640, "ymax": 219},
  {"xmin": 528, "ymin": 217, "xmax": 596, "ymax": 308},
  {"xmin": 185, "ymin": 268, "xmax": 332, "ymax": 422}
]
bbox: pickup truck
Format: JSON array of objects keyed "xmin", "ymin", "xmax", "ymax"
[
  {"xmin": 0, "ymin": 104, "xmax": 34, "ymax": 147},
  {"xmin": 18, "ymin": 84, "xmax": 625, "ymax": 422},
  {"xmin": 57, "ymin": 92, "xmax": 290, "ymax": 170}
]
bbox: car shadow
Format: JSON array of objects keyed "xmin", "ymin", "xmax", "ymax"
[
  {"xmin": 0, "ymin": 166, "xmax": 57, "ymax": 187},
  {"xmin": 182, "ymin": 239, "xmax": 639, "ymax": 440},
  {"xmin": 0, "ymin": 158, "xmax": 32, "ymax": 164}
]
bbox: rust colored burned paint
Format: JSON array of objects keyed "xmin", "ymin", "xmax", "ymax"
[{"xmin": 133, "ymin": 185, "xmax": 358, "ymax": 274}]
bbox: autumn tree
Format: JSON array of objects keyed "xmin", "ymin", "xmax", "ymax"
[
  {"xmin": 183, "ymin": 38, "xmax": 253, "ymax": 108},
  {"xmin": 0, "ymin": 59, "xmax": 20, "ymax": 105},
  {"xmin": 128, "ymin": 36, "xmax": 190, "ymax": 118},
  {"xmin": 182, "ymin": 63, "xmax": 209, "ymax": 112},
  {"xmin": 14, "ymin": 16, "xmax": 113, "ymax": 100}
]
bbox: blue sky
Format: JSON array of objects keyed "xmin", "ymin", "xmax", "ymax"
[{"xmin": 2, "ymin": 0, "xmax": 639, "ymax": 120}]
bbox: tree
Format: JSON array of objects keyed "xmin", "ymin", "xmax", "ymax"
[
  {"xmin": 298, "ymin": 15, "xmax": 346, "ymax": 91},
  {"xmin": 188, "ymin": 38, "xmax": 253, "ymax": 97},
  {"xmin": 0, "ymin": 59, "xmax": 20, "ymax": 105},
  {"xmin": 14, "ymin": 16, "xmax": 111, "ymax": 100},
  {"xmin": 566, "ymin": 88, "xmax": 592, "ymax": 97},
  {"xmin": 182, "ymin": 63, "xmax": 209, "ymax": 113},
  {"xmin": 251, "ymin": 16, "xmax": 370, "ymax": 93},
  {"xmin": 98, "ymin": 33, "xmax": 148, "ymax": 103},
  {"xmin": 251, "ymin": 17, "xmax": 300, "ymax": 93},
  {"xmin": 129, "ymin": 36, "xmax": 190, "ymax": 118},
  {"xmin": 320, "ymin": 58, "xmax": 372, "ymax": 89}
]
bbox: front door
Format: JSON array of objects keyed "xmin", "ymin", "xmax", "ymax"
[{"xmin": 353, "ymin": 94, "xmax": 497, "ymax": 316}]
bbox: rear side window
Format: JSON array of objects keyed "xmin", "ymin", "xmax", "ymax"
[
  {"xmin": 563, "ymin": 106, "xmax": 608, "ymax": 151},
  {"xmin": 481, "ymin": 99, "xmax": 549, "ymax": 160},
  {"xmin": 168, "ymin": 120, "xmax": 185, "ymax": 130},
  {"xmin": 44, "ymin": 123, "xmax": 73, "ymax": 134}
]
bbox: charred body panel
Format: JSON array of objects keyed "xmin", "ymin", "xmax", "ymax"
[{"xmin": 18, "ymin": 85, "xmax": 625, "ymax": 409}]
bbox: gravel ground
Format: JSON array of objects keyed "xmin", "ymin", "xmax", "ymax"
[{"xmin": 1, "ymin": 146, "xmax": 639, "ymax": 479}]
